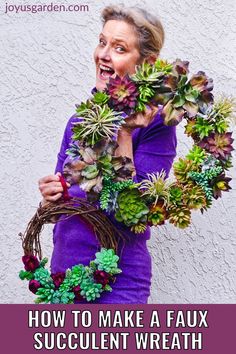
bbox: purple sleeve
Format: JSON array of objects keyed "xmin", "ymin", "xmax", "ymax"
[{"xmin": 133, "ymin": 114, "xmax": 177, "ymax": 183}]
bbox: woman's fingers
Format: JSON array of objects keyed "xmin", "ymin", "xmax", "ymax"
[
  {"xmin": 38, "ymin": 174, "xmax": 61, "ymax": 185},
  {"xmin": 38, "ymin": 173, "xmax": 71, "ymax": 201},
  {"xmin": 44, "ymin": 193, "xmax": 63, "ymax": 202}
]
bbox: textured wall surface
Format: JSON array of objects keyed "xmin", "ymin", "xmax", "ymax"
[{"xmin": 0, "ymin": 0, "xmax": 235, "ymax": 303}]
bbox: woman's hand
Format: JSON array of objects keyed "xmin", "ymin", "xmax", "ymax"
[
  {"xmin": 121, "ymin": 104, "xmax": 159, "ymax": 134},
  {"xmin": 38, "ymin": 172, "xmax": 70, "ymax": 204}
]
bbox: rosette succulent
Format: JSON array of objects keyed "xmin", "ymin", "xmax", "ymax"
[
  {"xmin": 167, "ymin": 205, "xmax": 191, "ymax": 228},
  {"xmin": 199, "ymin": 132, "xmax": 234, "ymax": 160},
  {"xmin": 80, "ymin": 279, "xmax": 103, "ymax": 302},
  {"xmin": 107, "ymin": 74, "xmax": 139, "ymax": 114},
  {"xmin": 173, "ymin": 158, "xmax": 199, "ymax": 184},
  {"xmin": 115, "ymin": 188, "xmax": 149, "ymax": 228},
  {"xmin": 63, "ymin": 139, "xmax": 134, "ymax": 198},
  {"xmin": 209, "ymin": 173, "xmax": 232, "ymax": 199},
  {"xmin": 147, "ymin": 202, "xmax": 167, "ymax": 226},
  {"xmin": 183, "ymin": 184, "xmax": 207, "ymax": 209},
  {"xmin": 94, "ymin": 248, "xmax": 121, "ymax": 275},
  {"xmin": 186, "ymin": 146, "xmax": 206, "ymax": 165}
]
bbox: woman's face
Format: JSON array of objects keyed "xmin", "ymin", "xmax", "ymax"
[{"xmin": 94, "ymin": 20, "xmax": 141, "ymax": 91}]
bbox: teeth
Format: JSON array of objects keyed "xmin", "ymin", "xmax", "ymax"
[{"xmin": 100, "ymin": 64, "xmax": 113, "ymax": 72}]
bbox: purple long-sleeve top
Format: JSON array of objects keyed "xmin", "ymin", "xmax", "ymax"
[{"xmin": 51, "ymin": 111, "xmax": 177, "ymax": 303}]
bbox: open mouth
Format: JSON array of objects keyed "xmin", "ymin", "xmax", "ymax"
[{"xmin": 99, "ymin": 64, "xmax": 115, "ymax": 80}]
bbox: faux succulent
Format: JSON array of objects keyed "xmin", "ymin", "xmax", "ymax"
[
  {"xmin": 73, "ymin": 101, "xmax": 124, "ymax": 146},
  {"xmin": 107, "ymin": 74, "xmax": 139, "ymax": 114},
  {"xmin": 138, "ymin": 171, "xmax": 172, "ymax": 206},
  {"xmin": 20, "ymin": 249, "xmax": 121, "ymax": 304},
  {"xmin": 199, "ymin": 132, "xmax": 234, "ymax": 160},
  {"xmin": 64, "ymin": 139, "xmax": 134, "ymax": 199},
  {"xmin": 115, "ymin": 188, "xmax": 149, "ymax": 229}
]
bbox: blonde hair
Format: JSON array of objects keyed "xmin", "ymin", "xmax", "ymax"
[{"xmin": 101, "ymin": 5, "xmax": 165, "ymax": 59}]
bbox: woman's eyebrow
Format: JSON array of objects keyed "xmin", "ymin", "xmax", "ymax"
[{"xmin": 99, "ymin": 33, "xmax": 128, "ymax": 45}]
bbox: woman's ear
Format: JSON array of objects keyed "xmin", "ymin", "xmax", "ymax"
[{"xmin": 146, "ymin": 54, "xmax": 158, "ymax": 65}]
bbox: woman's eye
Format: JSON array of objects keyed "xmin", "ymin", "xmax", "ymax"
[
  {"xmin": 116, "ymin": 46, "xmax": 125, "ymax": 53},
  {"xmin": 99, "ymin": 39, "xmax": 106, "ymax": 46}
]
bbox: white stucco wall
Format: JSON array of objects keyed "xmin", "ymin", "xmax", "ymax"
[{"xmin": 0, "ymin": 0, "xmax": 235, "ymax": 303}]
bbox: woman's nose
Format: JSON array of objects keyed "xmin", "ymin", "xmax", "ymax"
[{"xmin": 98, "ymin": 45, "xmax": 111, "ymax": 61}]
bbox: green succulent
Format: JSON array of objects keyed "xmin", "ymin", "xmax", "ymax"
[
  {"xmin": 35, "ymin": 283, "xmax": 55, "ymax": 303},
  {"xmin": 186, "ymin": 146, "xmax": 206, "ymax": 165},
  {"xmin": 169, "ymin": 185, "xmax": 184, "ymax": 206},
  {"xmin": 115, "ymin": 188, "xmax": 149, "ymax": 227},
  {"xmin": 167, "ymin": 205, "xmax": 191, "ymax": 228},
  {"xmin": 93, "ymin": 91, "xmax": 109, "ymax": 105},
  {"xmin": 173, "ymin": 158, "xmax": 199, "ymax": 184},
  {"xmin": 51, "ymin": 290, "xmax": 75, "ymax": 304},
  {"xmin": 183, "ymin": 184, "xmax": 207, "ymax": 209},
  {"xmin": 94, "ymin": 248, "xmax": 121, "ymax": 275},
  {"xmin": 19, "ymin": 270, "xmax": 34, "ymax": 281},
  {"xmin": 154, "ymin": 59, "xmax": 173, "ymax": 74},
  {"xmin": 138, "ymin": 85, "xmax": 155, "ymax": 104},
  {"xmin": 194, "ymin": 116, "xmax": 214, "ymax": 139},
  {"xmin": 188, "ymin": 166, "xmax": 223, "ymax": 201},
  {"xmin": 100, "ymin": 177, "xmax": 134, "ymax": 211},
  {"xmin": 147, "ymin": 202, "xmax": 167, "ymax": 226},
  {"xmin": 34, "ymin": 267, "xmax": 52, "ymax": 287},
  {"xmin": 132, "ymin": 61, "xmax": 164, "ymax": 84},
  {"xmin": 80, "ymin": 279, "xmax": 103, "ymax": 302}
]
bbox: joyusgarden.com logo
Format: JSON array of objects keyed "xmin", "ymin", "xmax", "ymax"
[{"xmin": 4, "ymin": 2, "xmax": 89, "ymax": 14}]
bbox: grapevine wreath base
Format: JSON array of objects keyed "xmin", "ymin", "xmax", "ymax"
[
  {"xmin": 20, "ymin": 58, "xmax": 235, "ymax": 303},
  {"xmin": 19, "ymin": 198, "xmax": 125, "ymax": 303}
]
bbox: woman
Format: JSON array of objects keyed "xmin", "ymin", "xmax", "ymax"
[{"xmin": 38, "ymin": 6, "xmax": 177, "ymax": 303}]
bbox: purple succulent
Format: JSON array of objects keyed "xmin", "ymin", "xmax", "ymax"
[
  {"xmin": 199, "ymin": 132, "xmax": 234, "ymax": 160},
  {"xmin": 22, "ymin": 255, "xmax": 40, "ymax": 272},
  {"xmin": 107, "ymin": 74, "xmax": 139, "ymax": 114},
  {"xmin": 29, "ymin": 280, "xmax": 41, "ymax": 294}
]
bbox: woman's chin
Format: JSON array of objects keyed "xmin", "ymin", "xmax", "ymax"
[{"xmin": 95, "ymin": 80, "xmax": 108, "ymax": 92}]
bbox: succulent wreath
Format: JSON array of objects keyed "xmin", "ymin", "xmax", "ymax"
[{"xmin": 19, "ymin": 58, "xmax": 235, "ymax": 303}]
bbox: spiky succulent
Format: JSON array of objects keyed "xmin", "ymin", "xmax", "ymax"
[
  {"xmin": 167, "ymin": 205, "xmax": 191, "ymax": 228},
  {"xmin": 199, "ymin": 132, "xmax": 234, "ymax": 160},
  {"xmin": 138, "ymin": 171, "xmax": 172, "ymax": 206},
  {"xmin": 154, "ymin": 59, "xmax": 173, "ymax": 74},
  {"xmin": 131, "ymin": 222, "xmax": 147, "ymax": 233},
  {"xmin": 115, "ymin": 188, "xmax": 149, "ymax": 227},
  {"xmin": 208, "ymin": 97, "xmax": 235, "ymax": 124},
  {"xmin": 107, "ymin": 74, "xmax": 139, "ymax": 114},
  {"xmin": 73, "ymin": 102, "xmax": 124, "ymax": 145}
]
